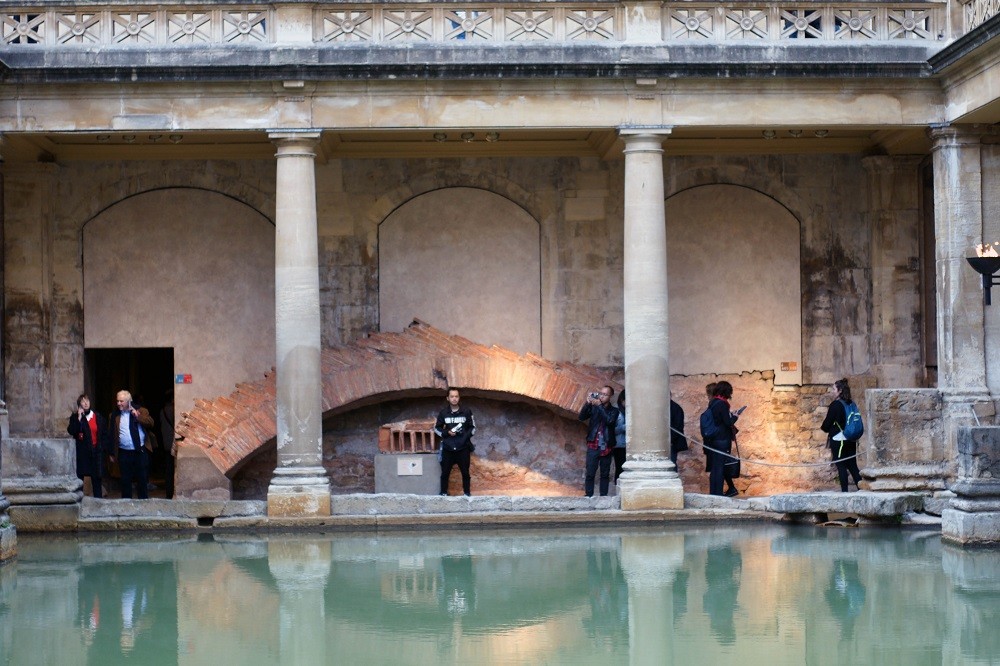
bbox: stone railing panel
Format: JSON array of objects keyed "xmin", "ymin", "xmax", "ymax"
[
  {"xmin": 864, "ymin": 388, "xmax": 950, "ymax": 491},
  {"xmin": 0, "ymin": 2, "xmax": 947, "ymax": 48},
  {"xmin": 962, "ymin": 0, "xmax": 1000, "ymax": 32}
]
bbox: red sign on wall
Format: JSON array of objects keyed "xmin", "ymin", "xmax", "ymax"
[{"xmin": 175, "ymin": 374, "xmax": 193, "ymax": 384}]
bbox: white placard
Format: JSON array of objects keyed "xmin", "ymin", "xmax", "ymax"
[{"xmin": 397, "ymin": 456, "xmax": 423, "ymax": 476}]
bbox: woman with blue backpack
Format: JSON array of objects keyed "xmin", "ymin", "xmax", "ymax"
[{"xmin": 821, "ymin": 378, "xmax": 864, "ymax": 492}]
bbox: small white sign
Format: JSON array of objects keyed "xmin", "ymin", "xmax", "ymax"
[{"xmin": 397, "ymin": 456, "xmax": 423, "ymax": 476}]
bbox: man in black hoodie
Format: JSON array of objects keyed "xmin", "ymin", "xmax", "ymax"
[{"xmin": 435, "ymin": 387, "xmax": 476, "ymax": 496}]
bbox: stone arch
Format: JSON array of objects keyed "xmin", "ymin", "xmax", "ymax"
[
  {"xmin": 72, "ymin": 163, "xmax": 273, "ymax": 231},
  {"xmin": 176, "ymin": 321, "xmax": 617, "ymax": 482},
  {"xmin": 378, "ymin": 187, "xmax": 542, "ymax": 354},
  {"xmin": 83, "ymin": 187, "xmax": 275, "ymax": 416},
  {"xmin": 665, "ymin": 183, "xmax": 802, "ymax": 384}
]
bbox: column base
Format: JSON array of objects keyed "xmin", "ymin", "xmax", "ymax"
[
  {"xmin": 942, "ymin": 508, "xmax": 1000, "ymax": 546},
  {"xmin": 618, "ymin": 456, "xmax": 684, "ymax": 511},
  {"xmin": 0, "ymin": 524, "xmax": 15, "ymax": 563},
  {"xmin": 267, "ymin": 467, "xmax": 331, "ymax": 517}
]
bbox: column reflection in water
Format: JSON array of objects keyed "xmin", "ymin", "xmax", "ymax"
[
  {"xmin": 268, "ymin": 539, "xmax": 331, "ymax": 665},
  {"xmin": 619, "ymin": 534, "xmax": 683, "ymax": 665},
  {"xmin": 942, "ymin": 546, "xmax": 1000, "ymax": 664}
]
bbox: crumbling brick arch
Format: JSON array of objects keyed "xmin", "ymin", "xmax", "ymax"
[{"xmin": 175, "ymin": 321, "xmax": 617, "ymax": 498}]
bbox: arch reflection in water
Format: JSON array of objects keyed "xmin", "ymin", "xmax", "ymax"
[{"xmin": 1, "ymin": 527, "xmax": 999, "ymax": 664}]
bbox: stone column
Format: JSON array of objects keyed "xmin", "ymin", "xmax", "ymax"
[
  {"xmin": 618, "ymin": 130, "xmax": 683, "ymax": 510},
  {"xmin": 942, "ymin": 426, "xmax": 1000, "ymax": 545},
  {"xmin": 0, "ymin": 406, "xmax": 14, "ymax": 561},
  {"xmin": 266, "ymin": 131, "xmax": 330, "ymax": 517},
  {"xmin": 929, "ymin": 125, "xmax": 995, "ymax": 457}
]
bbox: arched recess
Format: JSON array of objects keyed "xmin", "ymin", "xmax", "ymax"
[
  {"xmin": 666, "ymin": 184, "xmax": 802, "ymax": 385},
  {"xmin": 378, "ymin": 187, "xmax": 541, "ymax": 354},
  {"xmin": 176, "ymin": 321, "xmax": 617, "ymax": 482},
  {"xmin": 83, "ymin": 188, "xmax": 275, "ymax": 415}
]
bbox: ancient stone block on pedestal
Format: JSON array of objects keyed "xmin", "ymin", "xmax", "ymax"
[
  {"xmin": 0, "ymin": 438, "xmax": 82, "ymax": 506},
  {"xmin": 943, "ymin": 426, "xmax": 1000, "ymax": 546},
  {"xmin": 864, "ymin": 389, "xmax": 949, "ymax": 491}
]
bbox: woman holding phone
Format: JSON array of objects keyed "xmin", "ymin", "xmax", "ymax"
[{"xmin": 707, "ymin": 381, "xmax": 744, "ymax": 497}]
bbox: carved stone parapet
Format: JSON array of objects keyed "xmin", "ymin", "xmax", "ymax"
[
  {"xmin": 863, "ymin": 389, "xmax": 951, "ymax": 490},
  {"xmin": 0, "ymin": 437, "xmax": 83, "ymax": 506}
]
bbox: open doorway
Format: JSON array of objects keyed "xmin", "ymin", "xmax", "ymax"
[{"xmin": 84, "ymin": 347, "xmax": 174, "ymax": 496}]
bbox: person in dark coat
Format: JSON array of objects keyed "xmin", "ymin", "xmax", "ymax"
[
  {"xmin": 434, "ymin": 387, "xmax": 476, "ymax": 496},
  {"xmin": 707, "ymin": 381, "xmax": 742, "ymax": 497},
  {"xmin": 67, "ymin": 393, "xmax": 110, "ymax": 498},
  {"xmin": 579, "ymin": 386, "xmax": 619, "ymax": 497},
  {"xmin": 669, "ymin": 397, "xmax": 686, "ymax": 465},
  {"xmin": 820, "ymin": 378, "xmax": 863, "ymax": 492}
]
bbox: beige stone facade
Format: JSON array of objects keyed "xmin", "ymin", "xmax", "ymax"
[{"xmin": 2, "ymin": 0, "xmax": 1000, "ymax": 517}]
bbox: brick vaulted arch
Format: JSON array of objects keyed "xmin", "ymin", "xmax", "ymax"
[{"xmin": 176, "ymin": 320, "xmax": 618, "ymax": 478}]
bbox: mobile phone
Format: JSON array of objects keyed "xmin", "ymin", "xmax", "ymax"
[{"xmin": 736, "ymin": 405, "xmax": 747, "ymax": 415}]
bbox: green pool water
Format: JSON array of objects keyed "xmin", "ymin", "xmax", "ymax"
[{"xmin": 0, "ymin": 525, "xmax": 997, "ymax": 665}]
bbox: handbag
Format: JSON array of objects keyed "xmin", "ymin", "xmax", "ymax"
[{"xmin": 725, "ymin": 437, "xmax": 741, "ymax": 479}]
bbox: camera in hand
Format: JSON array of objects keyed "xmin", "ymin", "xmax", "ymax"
[{"xmin": 589, "ymin": 392, "xmax": 600, "ymax": 400}]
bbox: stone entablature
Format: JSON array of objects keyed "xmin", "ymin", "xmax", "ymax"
[{"xmin": 0, "ymin": 2, "xmax": 948, "ymax": 48}]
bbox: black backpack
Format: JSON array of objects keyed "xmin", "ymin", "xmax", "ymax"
[{"xmin": 700, "ymin": 405, "xmax": 720, "ymax": 442}]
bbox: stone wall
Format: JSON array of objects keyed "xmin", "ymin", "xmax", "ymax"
[{"xmin": 3, "ymin": 152, "xmax": 927, "ymax": 497}]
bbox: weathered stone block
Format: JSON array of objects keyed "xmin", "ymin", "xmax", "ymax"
[
  {"xmin": 267, "ymin": 487, "xmax": 332, "ymax": 517},
  {"xmin": 956, "ymin": 426, "xmax": 1000, "ymax": 480},
  {"xmin": 8, "ymin": 504, "xmax": 79, "ymax": 531},
  {"xmin": 766, "ymin": 491, "xmax": 923, "ymax": 516},
  {"xmin": 1, "ymin": 437, "xmax": 82, "ymax": 506},
  {"xmin": 173, "ymin": 444, "xmax": 232, "ymax": 501},
  {"xmin": 942, "ymin": 508, "xmax": 1000, "ymax": 547},
  {"xmin": 863, "ymin": 389, "xmax": 948, "ymax": 490},
  {"xmin": 374, "ymin": 453, "xmax": 440, "ymax": 495}
]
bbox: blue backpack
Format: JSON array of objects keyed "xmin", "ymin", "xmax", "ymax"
[
  {"xmin": 700, "ymin": 405, "xmax": 720, "ymax": 442},
  {"xmin": 839, "ymin": 400, "xmax": 864, "ymax": 440}
]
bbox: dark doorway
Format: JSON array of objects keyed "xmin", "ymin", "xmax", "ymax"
[{"xmin": 84, "ymin": 347, "xmax": 174, "ymax": 495}]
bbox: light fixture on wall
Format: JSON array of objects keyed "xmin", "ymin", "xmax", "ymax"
[
  {"xmin": 788, "ymin": 129, "xmax": 802, "ymax": 138},
  {"xmin": 485, "ymin": 132, "xmax": 500, "ymax": 142},
  {"xmin": 762, "ymin": 129, "xmax": 776, "ymax": 139},
  {"xmin": 969, "ymin": 242, "xmax": 1000, "ymax": 305},
  {"xmin": 433, "ymin": 132, "xmax": 447, "ymax": 142},
  {"xmin": 814, "ymin": 129, "xmax": 829, "ymax": 137},
  {"xmin": 461, "ymin": 132, "xmax": 475, "ymax": 142}
]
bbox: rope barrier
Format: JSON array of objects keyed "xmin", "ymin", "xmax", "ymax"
[{"xmin": 669, "ymin": 424, "xmax": 859, "ymax": 469}]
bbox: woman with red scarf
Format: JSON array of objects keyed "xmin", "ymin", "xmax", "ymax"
[
  {"xmin": 707, "ymin": 381, "xmax": 742, "ymax": 497},
  {"xmin": 67, "ymin": 394, "xmax": 110, "ymax": 498}
]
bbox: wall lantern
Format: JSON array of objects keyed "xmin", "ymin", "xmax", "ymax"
[{"xmin": 967, "ymin": 255, "xmax": 1000, "ymax": 305}]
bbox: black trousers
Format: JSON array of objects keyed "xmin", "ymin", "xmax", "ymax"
[
  {"xmin": 708, "ymin": 441, "xmax": 737, "ymax": 496},
  {"xmin": 440, "ymin": 447, "xmax": 471, "ymax": 495},
  {"xmin": 118, "ymin": 448, "xmax": 149, "ymax": 499},
  {"xmin": 612, "ymin": 448, "xmax": 627, "ymax": 483},
  {"xmin": 832, "ymin": 440, "xmax": 862, "ymax": 491},
  {"xmin": 585, "ymin": 448, "xmax": 613, "ymax": 497}
]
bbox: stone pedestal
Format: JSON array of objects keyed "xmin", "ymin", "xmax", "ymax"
[
  {"xmin": 618, "ymin": 455, "xmax": 684, "ymax": 510},
  {"xmin": 1, "ymin": 436, "xmax": 81, "ymax": 531},
  {"xmin": 942, "ymin": 426, "xmax": 1000, "ymax": 546},
  {"xmin": 619, "ymin": 130, "xmax": 683, "ymax": 510},
  {"xmin": 864, "ymin": 389, "xmax": 949, "ymax": 490}
]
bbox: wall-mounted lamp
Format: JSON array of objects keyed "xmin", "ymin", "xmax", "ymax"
[
  {"xmin": 485, "ymin": 132, "xmax": 500, "ymax": 142},
  {"xmin": 433, "ymin": 133, "xmax": 447, "ymax": 142},
  {"xmin": 460, "ymin": 132, "xmax": 475, "ymax": 142},
  {"xmin": 967, "ymin": 256, "xmax": 1000, "ymax": 305}
]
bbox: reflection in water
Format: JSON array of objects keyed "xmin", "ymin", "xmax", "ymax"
[
  {"xmin": 702, "ymin": 546, "xmax": 742, "ymax": 645},
  {"xmin": 824, "ymin": 559, "xmax": 866, "ymax": 639},
  {"xmin": 1, "ymin": 527, "xmax": 999, "ymax": 664}
]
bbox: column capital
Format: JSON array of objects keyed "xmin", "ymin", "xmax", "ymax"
[
  {"xmin": 619, "ymin": 127, "xmax": 672, "ymax": 150},
  {"xmin": 268, "ymin": 130, "xmax": 321, "ymax": 155},
  {"xmin": 928, "ymin": 123, "xmax": 987, "ymax": 149}
]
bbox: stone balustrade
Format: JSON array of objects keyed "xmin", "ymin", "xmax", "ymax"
[
  {"xmin": 0, "ymin": 1, "xmax": 949, "ymax": 48},
  {"xmin": 961, "ymin": 0, "xmax": 1000, "ymax": 32}
]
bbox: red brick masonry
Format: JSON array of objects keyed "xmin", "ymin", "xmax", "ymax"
[{"xmin": 177, "ymin": 320, "xmax": 618, "ymax": 477}]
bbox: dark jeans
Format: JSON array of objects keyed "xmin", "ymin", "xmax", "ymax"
[
  {"xmin": 832, "ymin": 440, "xmax": 862, "ymax": 491},
  {"xmin": 612, "ymin": 447, "xmax": 627, "ymax": 483},
  {"xmin": 708, "ymin": 441, "xmax": 737, "ymax": 496},
  {"xmin": 585, "ymin": 448, "xmax": 613, "ymax": 497},
  {"xmin": 440, "ymin": 446, "xmax": 471, "ymax": 495},
  {"xmin": 118, "ymin": 448, "xmax": 149, "ymax": 499}
]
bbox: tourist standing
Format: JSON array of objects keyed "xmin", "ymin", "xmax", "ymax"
[
  {"xmin": 67, "ymin": 394, "xmax": 110, "ymax": 498},
  {"xmin": 579, "ymin": 386, "xmax": 619, "ymax": 497},
  {"xmin": 109, "ymin": 390, "xmax": 155, "ymax": 499},
  {"xmin": 613, "ymin": 390, "xmax": 627, "ymax": 483},
  {"xmin": 706, "ymin": 381, "xmax": 742, "ymax": 497},
  {"xmin": 821, "ymin": 378, "xmax": 863, "ymax": 492},
  {"xmin": 435, "ymin": 387, "xmax": 476, "ymax": 496},
  {"xmin": 670, "ymin": 397, "xmax": 687, "ymax": 465}
]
